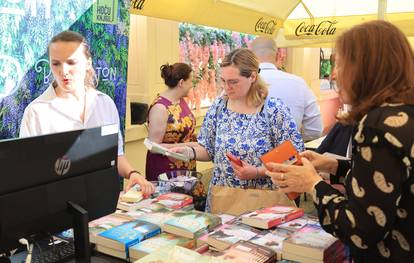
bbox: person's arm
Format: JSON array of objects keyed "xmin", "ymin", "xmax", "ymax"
[
  {"xmin": 117, "ymin": 155, "xmax": 154, "ymax": 195},
  {"xmin": 312, "ymin": 137, "xmax": 404, "ymax": 250},
  {"xmin": 169, "ymin": 143, "xmax": 211, "ymax": 162},
  {"xmin": 301, "ymin": 88, "xmax": 323, "ymax": 141},
  {"xmin": 147, "ymin": 104, "xmax": 168, "ymax": 143}
]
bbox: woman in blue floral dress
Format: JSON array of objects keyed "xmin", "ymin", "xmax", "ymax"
[{"xmin": 173, "ymin": 48, "xmax": 304, "ymax": 212}]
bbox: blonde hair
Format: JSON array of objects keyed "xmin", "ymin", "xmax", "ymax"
[
  {"xmin": 48, "ymin": 30, "xmax": 98, "ymax": 89},
  {"xmin": 221, "ymin": 48, "xmax": 268, "ymax": 107}
]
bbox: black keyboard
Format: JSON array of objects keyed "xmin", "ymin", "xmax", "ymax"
[{"xmin": 30, "ymin": 241, "xmax": 75, "ymax": 263}]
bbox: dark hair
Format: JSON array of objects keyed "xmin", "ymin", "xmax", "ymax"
[
  {"xmin": 160, "ymin": 63, "xmax": 192, "ymax": 88},
  {"xmin": 48, "ymin": 30, "xmax": 97, "ymax": 88},
  {"xmin": 221, "ymin": 48, "xmax": 268, "ymax": 107},
  {"xmin": 336, "ymin": 20, "xmax": 414, "ymax": 124}
]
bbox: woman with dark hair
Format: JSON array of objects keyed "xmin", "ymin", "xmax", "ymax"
[
  {"xmin": 267, "ymin": 20, "xmax": 414, "ymax": 262},
  {"xmin": 145, "ymin": 62, "xmax": 197, "ymax": 181},
  {"xmin": 20, "ymin": 30, "xmax": 155, "ymax": 195},
  {"xmin": 170, "ymin": 48, "xmax": 304, "ymax": 212}
]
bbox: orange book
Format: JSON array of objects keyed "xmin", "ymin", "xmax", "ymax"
[{"xmin": 260, "ymin": 140, "xmax": 301, "ymax": 200}]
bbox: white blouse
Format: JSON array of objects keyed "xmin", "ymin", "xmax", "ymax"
[{"xmin": 19, "ymin": 85, "xmax": 124, "ymax": 155}]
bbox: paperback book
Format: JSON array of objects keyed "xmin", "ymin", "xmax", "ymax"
[
  {"xmin": 135, "ymin": 245, "xmax": 229, "ymax": 263},
  {"xmin": 241, "ymin": 205, "xmax": 304, "ymax": 229},
  {"xmin": 260, "ymin": 140, "xmax": 302, "ymax": 200},
  {"xmin": 154, "ymin": 192, "xmax": 193, "ymax": 209},
  {"xmin": 98, "ymin": 220, "xmax": 161, "ymax": 252},
  {"xmin": 249, "ymin": 228, "xmax": 293, "ymax": 260},
  {"xmin": 129, "ymin": 233, "xmax": 195, "ymax": 260},
  {"xmin": 144, "ymin": 138, "xmax": 189, "ymax": 162},
  {"xmin": 88, "ymin": 214, "xmax": 132, "ymax": 246},
  {"xmin": 207, "ymin": 222, "xmax": 261, "ymax": 251},
  {"xmin": 163, "ymin": 210, "xmax": 221, "ymax": 239},
  {"xmin": 216, "ymin": 240, "xmax": 276, "ymax": 263},
  {"xmin": 282, "ymin": 224, "xmax": 344, "ymax": 261}
]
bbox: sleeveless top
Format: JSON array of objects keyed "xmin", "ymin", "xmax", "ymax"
[{"xmin": 145, "ymin": 95, "xmax": 196, "ymax": 181}]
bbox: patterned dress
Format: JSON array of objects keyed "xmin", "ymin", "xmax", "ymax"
[
  {"xmin": 146, "ymin": 96, "xmax": 196, "ymax": 181},
  {"xmin": 312, "ymin": 104, "xmax": 414, "ymax": 262},
  {"xmin": 198, "ymin": 96, "xmax": 305, "ymax": 212}
]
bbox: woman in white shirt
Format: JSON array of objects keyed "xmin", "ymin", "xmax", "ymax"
[{"xmin": 19, "ymin": 30, "xmax": 154, "ymax": 195}]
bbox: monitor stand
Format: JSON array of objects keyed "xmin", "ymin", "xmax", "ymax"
[{"xmin": 67, "ymin": 201, "xmax": 91, "ymax": 263}]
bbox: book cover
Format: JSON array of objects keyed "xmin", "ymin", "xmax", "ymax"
[
  {"xmin": 207, "ymin": 222, "xmax": 261, "ymax": 251},
  {"xmin": 117, "ymin": 195, "xmax": 157, "ymax": 212},
  {"xmin": 282, "ymin": 224, "xmax": 343, "ymax": 260},
  {"xmin": 88, "ymin": 214, "xmax": 132, "ymax": 246},
  {"xmin": 135, "ymin": 245, "xmax": 229, "ymax": 263},
  {"xmin": 98, "ymin": 220, "xmax": 161, "ymax": 252},
  {"xmin": 154, "ymin": 192, "xmax": 193, "ymax": 209},
  {"xmin": 129, "ymin": 233, "xmax": 195, "ymax": 260},
  {"xmin": 144, "ymin": 138, "xmax": 189, "ymax": 162},
  {"xmin": 137, "ymin": 210, "xmax": 178, "ymax": 230},
  {"xmin": 164, "ymin": 210, "xmax": 221, "ymax": 239},
  {"xmin": 120, "ymin": 187, "xmax": 143, "ymax": 203},
  {"xmin": 278, "ymin": 217, "xmax": 308, "ymax": 232},
  {"xmin": 216, "ymin": 240, "xmax": 276, "ymax": 263},
  {"xmin": 114, "ymin": 209, "xmax": 147, "ymax": 220},
  {"xmin": 249, "ymin": 228, "xmax": 293, "ymax": 260},
  {"xmin": 241, "ymin": 205, "xmax": 304, "ymax": 229},
  {"xmin": 260, "ymin": 140, "xmax": 302, "ymax": 200}
]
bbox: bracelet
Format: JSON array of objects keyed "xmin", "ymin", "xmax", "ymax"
[
  {"xmin": 127, "ymin": 170, "xmax": 140, "ymax": 179},
  {"xmin": 189, "ymin": 146, "xmax": 196, "ymax": 160}
]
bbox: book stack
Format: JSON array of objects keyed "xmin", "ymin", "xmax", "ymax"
[
  {"xmin": 163, "ymin": 210, "xmax": 221, "ymax": 239},
  {"xmin": 216, "ymin": 240, "xmax": 276, "ymax": 263},
  {"xmin": 96, "ymin": 220, "xmax": 161, "ymax": 258},
  {"xmin": 129, "ymin": 233, "xmax": 196, "ymax": 261},
  {"xmin": 154, "ymin": 192, "xmax": 193, "ymax": 209},
  {"xmin": 207, "ymin": 222, "xmax": 261, "ymax": 251},
  {"xmin": 282, "ymin": 224, "xmax": 345, "ymax": 263},
  {"xmin": 249, "ymin": 228, "xmax": 293, "ymax": 260},
  {"xmin": 116, "ymin": 196, "xmax": 154, "ymax": 212},
  {"xmin": 135, "ymin": 244, "xmax": 229, "ymax": 263},
  {"xmin": 241, "ymin": 205, "xmax": 304, "ymax": 229}
]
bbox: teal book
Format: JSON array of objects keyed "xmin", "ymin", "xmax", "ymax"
[
  {"xmin": 98, "ymin": 220, "xmax": 161, "ymax": 253},
  {"xmin": 163, "ymin": 210, "xmax": 221, "ymax": 239}
]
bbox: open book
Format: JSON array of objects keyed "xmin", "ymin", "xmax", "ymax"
[{"xmin": 144, "ymin": 138, "xmax": 189, "ymax": 162}]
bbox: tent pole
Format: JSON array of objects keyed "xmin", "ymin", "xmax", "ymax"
[{"xmin": 378, "ymin": 0, "xmax": 387, "ymax": 20}]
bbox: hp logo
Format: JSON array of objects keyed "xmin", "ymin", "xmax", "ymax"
[{"xmin": 55, "ymin": 156, "xmax": 71, "ymax": 176}]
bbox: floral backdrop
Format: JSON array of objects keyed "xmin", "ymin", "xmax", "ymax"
[
  {"xmin": 179, "ymin": 23, "xmax": 287, "ymax": 111},
  {"xmin": 0, "ymin": 0, "xmax": 130, "ymax": 139}
]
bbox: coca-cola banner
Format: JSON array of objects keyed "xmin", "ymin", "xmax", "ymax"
[
  {"xmin": 283, "ymin": 13, "xmax": 414, "ymax": 41},
  {"xmin": 130, "ymin": 0, "xmax": 283, "ymax": 38},
  {"xmin": 0, "ymin": 0, "xmax": 130, "ymax": 139}
]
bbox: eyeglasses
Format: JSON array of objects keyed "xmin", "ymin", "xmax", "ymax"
[{"xmin": 221, "ymin": 79, "xmax": 242, "ymax": 88}]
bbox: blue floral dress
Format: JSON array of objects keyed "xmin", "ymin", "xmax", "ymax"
[{"xmin": 198, "ymin": 96, "xmax": 305, "ymax": 212}]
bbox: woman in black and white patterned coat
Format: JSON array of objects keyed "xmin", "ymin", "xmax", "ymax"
[{"xmin": 266, "ymin": 20, "xmax": 414, "ymax": 263}]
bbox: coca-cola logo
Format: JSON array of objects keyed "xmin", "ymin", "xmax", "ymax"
[
  {"xmin": 255, "ymin": 17, "xmax": 277, "ymax": 35},
  {"xmin": 55, "ymin": 156, "xmax": 71, "ymax": 176},
  {"xmin": 295, "ymin": 20, "xmax": 338, "ymax": 37},
  {"xmin": 131, "ymin": 0, "xmax": 145, "ymax": 10}
]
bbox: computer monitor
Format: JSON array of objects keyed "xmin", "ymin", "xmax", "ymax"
[{"xmin": 0, "ymin": 124, "xmax": 120, "ymax": 261}]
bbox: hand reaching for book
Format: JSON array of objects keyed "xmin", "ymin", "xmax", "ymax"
[
  {"xmin": 126, "ymin": 172, "xmax": 155, "ymax": 197},
  {"xmin": 265, "ymin": 157, "xmax": 322, "ymax": 193}
]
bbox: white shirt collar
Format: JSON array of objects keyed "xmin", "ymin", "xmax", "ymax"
[
  {"xmin": 34, "ymin": 84, "xmax": 104, "ymax": 123},
  {"xmin": 259, "ymin": 62, "xmax": 278, "ymax": 71}
]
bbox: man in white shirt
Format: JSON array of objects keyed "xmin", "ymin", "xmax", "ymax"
[{"xmin": 251, "ymin": 37, "xmax": 323, "ymax": 141}]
